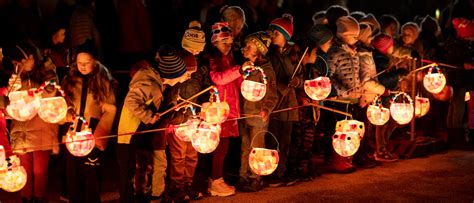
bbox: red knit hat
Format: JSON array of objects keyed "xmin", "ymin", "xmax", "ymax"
[
  {"xmin": 372, "ymin": 33, "xmax": 394, "ymax": 55},
  {"xmin": 452, "ymin": 18, "xmax": 474, "ymax": 40},
  {"xmin": 269, "ymin": 14, "xmax": 294, "ymax": 41},
  {"xmin": 211, "ymin": 22, "xmax": 233, "ymax": 44}
]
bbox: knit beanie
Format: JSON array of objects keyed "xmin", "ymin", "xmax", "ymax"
[
  {"xmin": 359, "ymin": 13, "xmax": 381, "ymax": 35},
  {"xmin": 401, "ymin": 22, "xmax": 420, "ymax": 40},
  {"xmin": 76, "ymin": 39, "xmax": 98, "ymax": 58},
  {"xmin": 336, "ymin": 16, "xmax": 360, "ymax": 39},
  {"xmin": 421, "ymin": 15, "xmax": 440, "ymax": 34},
  {"xmin": 269, "ymin": 14, "xmax": 294, "ymax": 41},
  {"xmin": 452, "ymin": 18, "xmax": 474, "ymax": 40},
  {"xmin": 308, "ymin": 24, "xmax": 333, "ymax": 46},
  {"xmin": 157, "ymin": 45, "xmax": 187, "ymax": 79},
  {"xmin": 211, "ymin": 22, "xmax": 233, "ymax": 44},
  {"xmin": 372, "ymin": 33, "xmax": 394, "ymax": 55},
  {"xmin": 245, "ymin": 31, "xmax": 272, "ymax": 56},
  {"xmin": 358, "ymin": 23, "xmax": 372, "ymax": 44},
  {"xmin": 182, "ymin": 21, "xmax": 206, "ymax": 52}
]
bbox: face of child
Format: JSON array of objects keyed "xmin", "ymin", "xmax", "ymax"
[
  {"xmin": 166, "ymin": 72, "xmax": 191, "ymax": 86},
  {"xmin": 402, "ymin": 28, "xmax": 416, "ymax": 45},
  {"xmin": 342, "ymin": 35, "xmax": 358, "ymax": 46},
  {"xmin": 242, "ymin": 41, "xmax": 259, "ymax": 62},
  {"xmin": 52, "ymin": 28, "xmax": 66, "ymax": 45},
  {"xmin": 12, "ymin": 54, "xmax": 35, "ymax": 72},
  {"xmin": 271, "ymin": 30, "xmax": 286, "ymax": 47},
  {"xmin": 76, "ymin": 53, "xmax": 96, "ymax": 75},
  {"xmin": 184, "ymin": 47, "xmax": 202, "ymax": 56},
  {"xmin": 229, "ymin": 18, "xmax": 244, "ymax": 38},
  {"xmin": 215, "ymin": 40, "xmax": 232, "ymax": 55},
  {"xmin": 319, "ymin": 37, "xmax": 333, "ymax": 53}
]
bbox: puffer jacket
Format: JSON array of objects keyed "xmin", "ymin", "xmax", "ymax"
[
  {"xmin": 209, "ymin": 53, "xmax": 243, "ymax": 137},
  {"xmin": 327, "ymin": 39, "xmax": 362, "ymax": 100},
  {"xmin": 268, "ymin": 44, "xmax": 303, "ymax": 121},
  {"xmin": 62, "ymin": 62, "xmax": 117, "ymax": 151},
  {"xmin": 358, "ymin": 46, "xmax": 385, "ymax": 107},
  {"xmin": 10, "ymin": 66, "xmax": 59, "ymax": 154},
  {"xmin": 118, "ymin": 62, "xmax": 164, "ymax": 144},
  {"xmin": 242, "ymin": 61, "xmax": 278, "ymax": 127}
]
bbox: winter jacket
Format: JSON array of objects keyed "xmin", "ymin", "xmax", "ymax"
[
  {"xmin": 10, "ymin": 65, "xmax": 59, "ymax": 154},
  {"xmin": 209, "ymin": 53, "xmax": 243, "ymax": 137},
  {"xmin": 327, "ymin": 39, "xmax": 362, "ymax": 100},
  {"xmin": 118, "ymin": 62, "xmax": 164, "ymax": 144},
  {"xmin": 242, "ymin": 61, "xmax": 278, "ymax": 127},
  {"xmin": 268, "ymin": 44, "xmax": 303, "ymax": 121},
  {"xmin": 178, "ymin": 54, "xmax": 212, "ymax": 102},
  {"xmin": 358, "ymin": 46, "xmax": 386, "ymax": 107},
  {"xmin": 62, "ymin": 62, "xmax": 117, "ymax": 151},
  {"xmin": 373, "ymin": 49, "xmax": 402, "ymax": 91}
]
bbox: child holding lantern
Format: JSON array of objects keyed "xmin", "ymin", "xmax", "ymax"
[
  {"xmin": 237, "ymin": 31, "xmax": 278, "ymax": 192},
  {"xmin": 61, "ymin": 39, "xmax": 117, "ymax": 203},
  {"xmin": 207, "ymin": 21, "xmax": 243, "ymax": 197}
]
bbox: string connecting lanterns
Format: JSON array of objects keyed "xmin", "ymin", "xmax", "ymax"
[
  {"xmin": 241, "ymin": 65, "xmax": 268, "ymax": 102},
  {"xmin": 390, "ymin": 92, "xmax": 414, "ymax": 125},
  {"xmin": 65, "ymin": 116, "xmax": 96, "ymax": 157},
  {"xmin": 248, "ymin": 131, "xmax": 279, "ymax": 176}
]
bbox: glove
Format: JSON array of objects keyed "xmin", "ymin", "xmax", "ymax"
[{"xmin": 288, "ymin": 77, "xmax": 302, "ymax": 88}]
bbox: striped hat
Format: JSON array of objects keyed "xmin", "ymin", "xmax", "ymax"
[
  {"xmin": 245, "ymin": 31, "xmax": 272, "ymax": 56},
  {"xmin": 157, "ymin": 45, "xmax": 187, "ymax": 79},
  {"xmin": 269, "ymin": 14, "xmax": 294, "ymax": 41}
]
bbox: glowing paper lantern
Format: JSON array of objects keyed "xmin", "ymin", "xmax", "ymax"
[
  {"xmin": 37, "ymin": 81, "xmax": 68, "ymax": 123},
  {"xmin": 248, "ymin": 131, "xmax": 279, "ymax": 176},
  {"xmin": 66, "ymin": 116, "xmax": 95, "ymax": 157},
  {"xmin": 190, "ymin": 121, "xmax": 221, "ymax": 153},
  {"xmin": 0, "ymin": 156, "xmax": 27, "ymax": 192},
  {"xmin": 241, "ymin": 66, "xmax": 267, "ymax": 102},
  {"xmin": 200, "ymin": 89, "xmax": 229, "ymax": 124},
  {"xmin": 423, "ymin": 66, "xmax": 446, "ymax": 94},
  {"xmin": 335, "ymin": 119, "xmax": 365, "ymax": 140},
  {"xmin": 304, "ymin": 76, "xmax": 332, "ymax": 101},
  {"xmin": 332, "ymin": 131, "xmax": 360, "ymax": 157},
  {"xmin": 6, "ymin": 89, "xmax": 41, "ymax": 121},
  {"xmin": 8, "ymin": 74, "xmax": 22, "ymax": 92},
  {"xmin": 415, "ymin": 96, "xmax": 430, "ymax": 118},
  {"xmin": 173, "ymin": 106, "xmax": 200, "ymax": 142},
  {"xmin": 390, "ymin": 92, "xmax": 414, "ymax": 125},
  {"xmin": 367, "ymin": 96, "xmax": 390, "ymax": 126}
]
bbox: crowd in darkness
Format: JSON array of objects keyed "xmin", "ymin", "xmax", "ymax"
[{"xmin": 0, "ymin": 0, "xmax": 473, "ymax": 203}]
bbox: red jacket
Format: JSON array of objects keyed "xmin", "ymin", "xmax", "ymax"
[{"xmin": 209, "ymin": 53, "xmax": 243, "ymax": 137}]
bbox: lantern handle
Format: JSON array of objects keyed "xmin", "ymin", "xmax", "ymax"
[
  {"xmin": 37, "ymin": 80, "xmax": 66, "ymax": 97},
  {"xmin": 242, "ymin": 65, "xmax": 268, "ymax": 84},
  {"xmin": 391, "ymin": 91, "xmax": 413, "ymax": 105},
  {"xmin": 69, "ymin": 115, "xmax": 90, "ymax": 133},
  {"xmin": 250, "ymin": 131, "xmax": 279, "ymax": 151},
  {"xmin": 316, "ymin": 55, "xmax": 329, "ymax": 77}
]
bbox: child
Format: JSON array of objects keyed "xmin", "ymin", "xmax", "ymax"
[
  {"xmin": 117, "ymin": 45, "xmax": 190, "ymax": 203},
  {"xmin": 237, "ymin": 31, "xmax": 278, "ymax": 192},
  {"xmin": 62, "ymin": 40, "xmax": 117, "ymax": 203},
  {"xmin": 267, "ymin": 13, "xmax": 303, "ymax": 187},
  {"xmin": 207, "ymin": 21, "xmax": 242, "ymax": 197}
]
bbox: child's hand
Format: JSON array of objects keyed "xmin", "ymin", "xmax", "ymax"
[{"xmin": 259, "ymin": 110, "xmax": 269, "ymax": 122}]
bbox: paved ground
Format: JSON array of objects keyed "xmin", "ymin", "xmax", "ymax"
[{"xmin": 2, "ymin": 149, "xmax": 474, "ymax": 202}]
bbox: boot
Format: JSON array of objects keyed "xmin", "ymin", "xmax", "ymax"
[
  {"xmin": 208, "ymin": 178, "xmax": 235, "ymax": 197},
  {"xmin": 328, "ymin": 154, "xmax": 356, "ymax": 174},
  {"xmin": 184, "ymin": 182, "xmax": 203, "ymax": 200}
]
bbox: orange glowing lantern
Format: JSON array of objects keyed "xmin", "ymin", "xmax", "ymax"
[
  {"xmin": 6, "ymin": 88, "xmax": 41, "ymax": 121},
  {"xmin": 415, "ymin": 96, "xmax": 430, "ymax": 118},
  {"xmin": 423, "ymin": 66, "xmax": 446, "ymax": 94},
  {"xmin": 66, "ymin": 116, "xmax": 95, "ymax": 157},
  {"xmin": 366, "ymin": 96, "xmax": 390, "ymax": 125},
  {"xmin": 173, "ymin": 105, "xmax": 200, "ymax": 142},
  {"xmin": 200, "ymin": 88, "xmax": 230, "ymax": 124},
  {"xmin": 190, "ymin": 121, "xmax": 221, "ymax": 153},
  {"xmin": 0, "ymin": 155, "xmax": 27, "ymax": 192},
  {"xmin": 37, "ymin": 81, "xmax": 68, "ymax": 123},
  {"xmin": 335, "ymin": 119, "xmax": 365, "ymax": 140},
  {"xmin": 241, "ymin": 65, "xmax": 268, "ymax": 102},
  {"xmin": 332, "ymin": 131, "xmax": 360, "ymax": 157},
  {"xmin": 248, "ymin": 131, "xmax": 279, "ymax": 176},
  {"xmin": 390, "ymin": 92, "xmax": 414, "ymax": 125}
]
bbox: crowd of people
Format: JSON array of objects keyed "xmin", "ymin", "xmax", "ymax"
[{"xmin": 0, "ymin": 0, "xmax": 473, "ymax": 203}]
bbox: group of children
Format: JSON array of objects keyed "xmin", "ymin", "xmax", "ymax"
[{"xmin": 0, "ymin": 3, "xmax": 473, "ymax": 203}]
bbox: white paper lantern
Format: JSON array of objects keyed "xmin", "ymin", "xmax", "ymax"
[
  {"xmin": 390, "ymin": 92, "xmax": 414, "ymax": 125},
  {"xmin": 37, "ymin": 81, "xmax": 68, "ymax": 123},
  {"xmin": 248, "ymin": 131, "xmax": 279, "ymax": 176},
  {"xmin": 423, "ymin": 66, "xmax": 446, "ymax": 94},
  {"xmin": 200, "ymin": 88, "xmax": 229, "ymax": 124},
  {"xmin": 304, "ymin": 76, "xmax": 332, "ymax": 101},
  {"xmin": 367, "ymin": 96, "xmax": 390, "ymax": 126},
  {"xmin": 173, "ymin": 105, "xmax": 200, "ymax": 142},
  {"xmin": 241, "ymin": 66, "xmax": 268, "ymax": 102},
  {"xmin": 66, "ymin": 116, "xmax": 95, "ymax": 157},
  {"xmin": 332, "ymin": 131, "xmax": 360, "ymax": 157},
  {"xmin": 335, "ymin": 119, "xmax": 365, "ymax": 140},
  {"xmin": 6, "ymin": 89, "xmax": 41, "ymax": 121},
  {"xmin": 190, "ymin": 121, "xmax": 221, "ymax": 153},
  {"xmin": 0, "ymin": 155, "xmax": 27, "ymax": 192}
]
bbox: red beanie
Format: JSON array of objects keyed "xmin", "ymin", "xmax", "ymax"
[
  {"xmin": 269, "ymin": 14, "xmax": 294, "ymax": 41},
  {"xmin": 452, "ymin": 18, "xmax": 474, "ymax": 40},
  {"xmin": 372, "ymin": 33, "xmax": 394, "ymax": 55}
]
